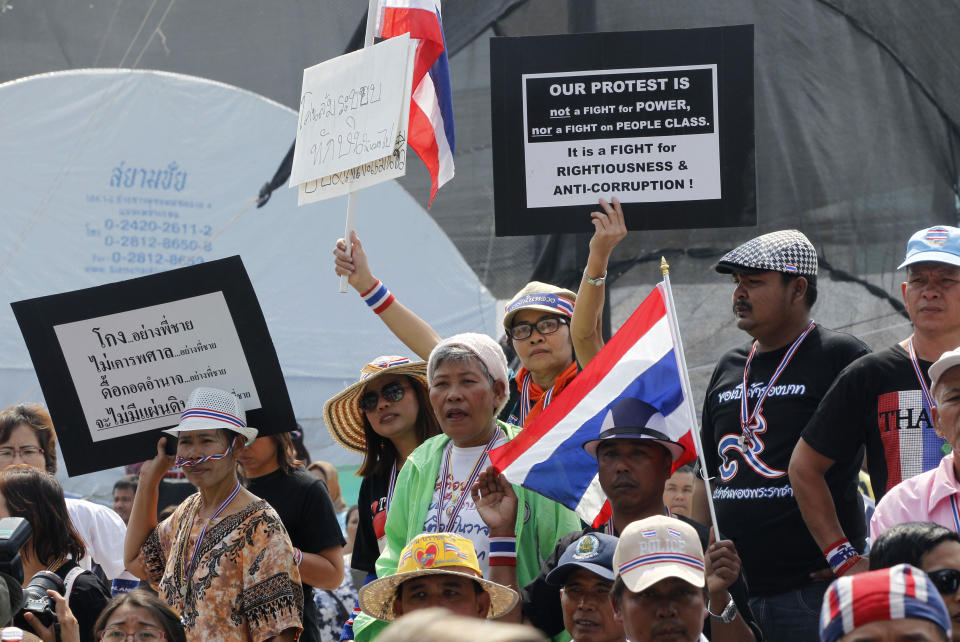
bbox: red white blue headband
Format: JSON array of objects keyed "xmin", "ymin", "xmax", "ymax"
[{"xmin": 505, "ymin": 293, "xmax": 574, "ymax": 318}]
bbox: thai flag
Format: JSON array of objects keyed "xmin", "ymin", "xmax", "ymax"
[
  {"xmin": 489, "ymin": 283, "xmax": 698, "ymax": 527},
  {"xmin": 376, "ymin": 0, "xmax": 455, "ymax": 205}
]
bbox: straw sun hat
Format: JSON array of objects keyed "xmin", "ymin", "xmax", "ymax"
[
  {"xmin": 358, "ymin": 533, "xmax": 519, "ymax": 621},
  {"xmin": 323, "ymin": 356, "xmax": 428, "ymax": 453}
]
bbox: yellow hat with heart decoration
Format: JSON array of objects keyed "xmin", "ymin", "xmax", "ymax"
[{"xmin": 357, "ymin": 532, "xmax": 519, "ymax": 622}]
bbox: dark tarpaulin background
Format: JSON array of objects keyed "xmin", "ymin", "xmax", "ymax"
[{"xmin": 3, "ymin": 0, "xmax": 959, "ymax": 400}]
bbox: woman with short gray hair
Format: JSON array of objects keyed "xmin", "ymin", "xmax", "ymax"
[{"xmin": 349, "ymin": 333, "xmax": 580, "ymax": 641}]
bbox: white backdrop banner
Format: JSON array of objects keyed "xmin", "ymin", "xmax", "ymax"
[{"xmin": 0, "ymin": 69, "xmax": 496, "ymax": 494}]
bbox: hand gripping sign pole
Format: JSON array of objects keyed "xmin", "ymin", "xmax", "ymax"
[
  {"xmin": 339, "ymin": 0, "xmax": 381, "ymax": 294},
  {"xmin": 660, "ymin": 256, "xmax": 722, "ymax": 539}
]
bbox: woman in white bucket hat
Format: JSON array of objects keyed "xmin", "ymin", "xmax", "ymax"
[{"xmin": 123, "ymin": 387, "xmax": 303, "ymax": 642}]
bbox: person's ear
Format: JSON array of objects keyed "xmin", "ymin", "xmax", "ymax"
[
  {"xmin": 476, "ymin": 590, "xmax": 491, "ymax": 618},
  {"xmin": 493, "ymin": 379, "xmax": 508, "ymax": 409},
  {"xmin": 791, "ymin": 277, "xmax": 808, "ymax": 305},
  {"xmin": 611, "ymin": 594, "xmax": 622, "ymax": 623}
]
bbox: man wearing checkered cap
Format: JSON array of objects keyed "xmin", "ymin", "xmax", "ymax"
[
  {"xmin": 792, "ymin": 226, "xmax": 960, "ymax": 586},
  {"xmin": 699, "ymin": 230, "xmax": 871, "ymax": 641}
]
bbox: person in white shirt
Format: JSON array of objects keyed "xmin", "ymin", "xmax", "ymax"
[{"xmin": 0, "ymin": 403, "xmax": 130, "ymax": 581}]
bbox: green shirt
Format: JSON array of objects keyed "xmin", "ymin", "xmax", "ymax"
[{"xmin": 353, "ymin": 420, "xmax": 580, "ymax": 641}]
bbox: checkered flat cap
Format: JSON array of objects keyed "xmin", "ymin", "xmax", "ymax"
[{"xmin": 715, "ymin": 229, "xmax": 818, "ymax": 277}]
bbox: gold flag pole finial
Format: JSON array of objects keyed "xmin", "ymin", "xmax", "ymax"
[{"xmin": 660, "ymin": 256, "xmax": 670, "ymax": 276}]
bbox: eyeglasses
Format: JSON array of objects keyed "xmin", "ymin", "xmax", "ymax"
[
  {"xmin": 100, "ymin": 627, "xmax": 166, "ymax": 641},
  {"xmin": 0, "ymin": 446, "xmax": 44, "ymax": 461},
  {"xmin": 507, "ymin": 316, "xmax": 569, "ymax": 341},
  {"xmin": 928, "ymin": 568, "xmax": 960, "ymax": 594},
  {"xmin": 359, "ymin": 381, "xmax": 407, "ymax": 411}
]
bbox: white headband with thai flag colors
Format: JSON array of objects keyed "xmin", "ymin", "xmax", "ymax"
[{"xmin": 505, "ymin": 293, "xmax": 575, "ymax": 318}]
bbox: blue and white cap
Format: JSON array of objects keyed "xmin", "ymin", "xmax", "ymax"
[
  {"xmin": 546, "ymin": 533, "xmax": 619, "ymax": 586},
  {"xmin": 899, "ymin": 225, "xmax": 960, "ymax": 269}
]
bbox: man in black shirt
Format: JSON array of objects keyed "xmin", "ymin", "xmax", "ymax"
[
  {"xmin": 238, "ymin": 432, "xmax": 345, "ymax": 642},
  {"xmin": 792, "ymin": 225, "xmax": 960, "ymax": 573},
  {"xmin": 474, "ymin": 397, "xmax": 762, "ymax": 641},
  {"xmin": 700, "ymin": 230, "xmax": 870, "ymax": 642}
]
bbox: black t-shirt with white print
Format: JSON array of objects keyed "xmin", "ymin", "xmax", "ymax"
[
  {"xmin": 351, "ymin": 470, "xmax": 390, "ymax": 576},
  {"xmin": 802, "ymin": 344, "xmax": 949, "ymax": 500},
  {"xmin": 701, "ymin": 324, "xmax": 869, "ymax": 596}
]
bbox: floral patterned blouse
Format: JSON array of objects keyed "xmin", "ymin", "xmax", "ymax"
[{"xmin": 140, "ymin": 495, "xmax": 303, "ymax": 642}]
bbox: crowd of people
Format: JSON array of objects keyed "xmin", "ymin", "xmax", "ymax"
[{"xmin": 1, "ymin": 211, "xmax": 960, "ymax": 642}]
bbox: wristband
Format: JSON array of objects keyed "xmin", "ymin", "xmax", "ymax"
[
  {"xmin": 360, "ymin": 280, "xmax": 395, "ymax": 314},
  {"xmin": 824, "ymin": 538, "xmax": 860, "ymax": 575},
  {"xmin": 489, "ymin": 536, "xmax": 517, "ymax": 567},
  {"xmin": 293, "ymin": 547, "xmax": 303, "ymax": 567}
]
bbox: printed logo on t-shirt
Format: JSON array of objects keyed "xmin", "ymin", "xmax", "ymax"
[
  {"xmin": 716, "ymin": 411, "xmax": 786, "ymax": 483},
  {"xmin": 877, "ymin": 389, "xmax": 946, "ymax": 491},
  {"xmin": 715, "ymin": 381, "xmax": 807, "ymax": 405},
  {"xmin": 371, "ymin": 497, "xmax": 387, "ymax": 540}
]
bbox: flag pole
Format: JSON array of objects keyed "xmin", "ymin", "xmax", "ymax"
[
  {"xmin": 659, "ymin": 257, "xmax": 722, "ymax": 539},
  {"xmin": 338, "ymin": 0, "xmax": 380, "ymax": 293}
]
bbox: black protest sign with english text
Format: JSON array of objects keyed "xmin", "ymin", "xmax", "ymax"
[
  {"xmin": 11, "ymin": 256, "xmax": 294, "ymax": 476},
  {"xmin": 491, "ymin": 25, "xmax": 755, "ymax": 236}
]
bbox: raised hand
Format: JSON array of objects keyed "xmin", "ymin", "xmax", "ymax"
[
  {"xmin": 139, "ymin": 437, "xmax": 176, "ymax": 487},
  {"xmin": 333, "ymin": 230, "xmax": 377, "ymax": 293},
  {"xmin": 588, "ymin": 197, "xmax": 628, "ymax": 264},
  {"xmin": 471, "ymin": 465, "xmax": 518, "ymax": 537}
]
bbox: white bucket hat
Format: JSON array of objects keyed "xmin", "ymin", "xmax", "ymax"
[{"xmin": 163, "ymin": 387, "xmax": 258, "ymax": 446}]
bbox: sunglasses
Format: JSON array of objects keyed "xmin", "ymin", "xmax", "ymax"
[
  {"xmin": 359, "ymin": 381, "xmax": 407, "ymax": 411},
  {"xmin": 928, "ymin": 568, "xmax": 960, "ymax": 594}
]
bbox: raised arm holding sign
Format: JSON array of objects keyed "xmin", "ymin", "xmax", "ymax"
[{"xmin": 291, "ymin": 0, "xmax": 456, "ymax": 293}]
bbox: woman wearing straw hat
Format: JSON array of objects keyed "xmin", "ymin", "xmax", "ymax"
[
  {"xmin": 333, "ymin": 233, "xmax": 584, "ymax": 428},
  {"xmin": 350, "ymin": 334, "xmax": 580, "ymax": 642},
  {"xmin": 123, "ymin": 387, "xmax": 303, "ymax": 642},
  {"xmin": 323, "ymin": 355, "xmax": 441, "ymax": 638}
]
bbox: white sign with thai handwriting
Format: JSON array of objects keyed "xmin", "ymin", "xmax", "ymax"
[
  {"xmin": 297, "ymin": 38, "xmax": 415, "ymax": 204},
  {"xmin": 53, "ymin": 291, "xmax": 260, "ymax": 442},
  {"xmin": 290, "ymin": 34, "xmax": 414, "ymax": 187}
]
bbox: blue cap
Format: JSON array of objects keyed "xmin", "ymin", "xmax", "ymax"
[
  {"xmin": 899, "ymin": 225, "xmax": 960, "ymax": 269},
  {"xmin": 545, "ymin": 533, "xmax": 619, "ymax": 586},
  {"xmin": 581, "ymin": 397, "xmax": 686, "ymax": 462}
]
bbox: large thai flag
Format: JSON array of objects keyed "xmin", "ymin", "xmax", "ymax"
[
  {"xmin": 376, "ymin": 0, "xmax": 455, "ymax": 205},
  {"xmin": 489, "ymin": 283, "xmax": 698, "ymax": 527}
]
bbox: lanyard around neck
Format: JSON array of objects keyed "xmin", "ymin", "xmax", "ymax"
[
  {"xmin": 908, "ymin": 336, "xmax": 936, "ymax": 411},
  {"xmin": 178, "ymin": 481, "xmax": 241, "ymax": 598},
  {"xmin": 435, "ymin": 427, "xmax": 501, "ymax": 532},
  {"xmin": 740, "ymin": 320, "xmax": 816, "ymax": 435}
]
